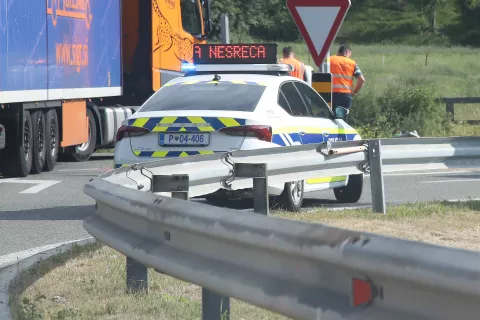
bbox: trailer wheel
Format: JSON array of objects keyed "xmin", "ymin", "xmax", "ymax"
[
  {"xmin": 64, "ymin": 108, "xmax": 97, "ymax": 162},
  {"xmin": 43, "ymin": 109, "xmax": 59, "ymax": 171},
  {"xmin": 30, "ymin": 110, "xmax": 46, "ymax": 174},
  {"xmin": 2, "ymin": 110, "xmax": 33, "ymax": 177}
]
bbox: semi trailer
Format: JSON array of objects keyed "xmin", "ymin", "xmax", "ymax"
[{"xmin": 0, "ymin": 0, "xmax": 212, "ymax": 177}]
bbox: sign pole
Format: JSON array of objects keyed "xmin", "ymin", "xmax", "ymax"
[{"xmin": 320, "ymin": 49, "xmax": 330, "ymax": 73}]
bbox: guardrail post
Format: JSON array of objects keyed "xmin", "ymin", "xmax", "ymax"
[
  {"xmin": 126, "ymin": 257, "xmax": 148, "ymax": 294},
  {"xmin": 202, "ymin": 288, "xmax": 230, "ymax": 320},
  {"xmin": 234, "ymin": 163, "xmax": 269, "ymax": 215},
  {"xmin": 125, "ymin": 174, "xmax": 190, "ymax": 294},
  {"xmin": 152, "ymin": 174, "xmax": 231, "ymax": 319},
  {"xmin": 368, "ymin": 139, "xmax": 386, "ymax": 214}
]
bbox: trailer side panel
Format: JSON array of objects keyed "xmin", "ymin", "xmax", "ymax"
[{"xmin": 0, "ymin": 0, "xmax": 122, "ymax": 104}]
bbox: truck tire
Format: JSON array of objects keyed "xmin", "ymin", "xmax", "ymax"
[
  {"xmin": 2, "ymin": 110, "xmax": 33, "ymax": 177},
  {"xmin": 64, "ymin": 108, "xmax": 97, "ymax": 162},
  {"xmin": 334, "ymin": 173, "xmax": 364, "ymax": 203},
  {"xmin": 30, "ymin": 110, "xmax": 46, "ymax": 174},
  {"xmin": 43, "ymin": 109, "xmax": 59, "ymax": 172},
  {"xmin": 278, "ymin": 180, "xmax": 304, "ymax": 212}
]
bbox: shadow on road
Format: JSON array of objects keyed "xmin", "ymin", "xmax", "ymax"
[
  {"xmin": 87, "ymin": 155, "xmax": 114, "ymax": 161},
  {"xmin": 196, "ymin": 196, "xmax": 371, "ymax": 211},
  {"xmin": 0, "ymin": 205, "xmax": 95, "ymax": 221}
]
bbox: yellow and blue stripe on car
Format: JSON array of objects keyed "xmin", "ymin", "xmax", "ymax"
[
  {"xmin": 116, "ymin": 117, "xmax": 359, "ymax": 171},
  {"xmin": 272, "ymin": 127, "xmax": 358, "ymax": 146},
  {"xmin": 127, "ymin": 116, "xmax": 246, "ymax": 133}
]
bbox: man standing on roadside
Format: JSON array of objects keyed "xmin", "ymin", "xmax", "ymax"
[
  {"xmin": 329, "ymin": 44, "xmax": 365, "ymax": 115},
  {"xmin": 279, "ymin": 46, "xmax": 305, "ymax": 80}
]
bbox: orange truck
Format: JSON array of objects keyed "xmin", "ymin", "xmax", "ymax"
[{"xmin": 0, "ymin": 0, "xmax": 212, "ymax": 177}]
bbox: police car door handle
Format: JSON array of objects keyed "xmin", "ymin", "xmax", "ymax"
[
  {"xmin": 323, "ymin": 132, "xmax": 329, "ymax": 137},
  {"xmin": 299, "ymin": 131, "xmax": 306, "ymax": 136}
]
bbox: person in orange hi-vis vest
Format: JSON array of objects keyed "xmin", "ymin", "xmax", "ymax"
[
  {"xmin": 279, "ymin": 46, "xmax": 305, "ymax": 80},
  {"xmin": 329, "ymin": 44, "xmax": 366, "ymax": 116}
]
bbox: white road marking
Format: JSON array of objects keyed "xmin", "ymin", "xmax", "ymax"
[
  {"xmin": 365, "ymin": 170, "xmax": 480, "ymax": 177},
  {"xmin": 445, "ymin": 198, "xmax": 480, "ymax": 202},
  {"xmin": 0, "ymin": 178, "xmax": 61, "ymax": 193},
  {"xmin": 0, "ymin": 237, "xmax": 93, "ymax": 269},
  {"xmin": 421, "ymin": 179, "xmax": 480, "ymax": 184}
]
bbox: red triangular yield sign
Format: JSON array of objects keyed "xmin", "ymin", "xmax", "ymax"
[{"xmin": 286, "ymin": 0, "xmax": 351, "ymax": 67}]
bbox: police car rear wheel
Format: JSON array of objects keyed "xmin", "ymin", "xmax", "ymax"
[
  {"xmin": 279, "ymin": 180, "xmax": 304, "ymax": 212},
  {"xmin": 334, "ymin": 173, "xmax": 363, "ymax": 203}
]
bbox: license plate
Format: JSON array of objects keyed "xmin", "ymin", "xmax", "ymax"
[{"xmin": 159, "ymin": 133, "xmax": 210, "ymax": 146}]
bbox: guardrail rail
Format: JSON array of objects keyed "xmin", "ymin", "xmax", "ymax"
[{"xmin": 84, "ymin": 136, "xmax": 480, "ymax": 320}]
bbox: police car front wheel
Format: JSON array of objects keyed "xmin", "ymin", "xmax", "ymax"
[
  {"xmin": 279, "ymin": 180, "xmax": 304, "ymax": 212},
  {"xmin": 333, "ymin": 173, "xmax": 363, "ymax": 203}
]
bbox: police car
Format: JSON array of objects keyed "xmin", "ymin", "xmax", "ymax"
[{"xmin": 114, "ymin": 44, "xmax": 363, "ymax": 211}]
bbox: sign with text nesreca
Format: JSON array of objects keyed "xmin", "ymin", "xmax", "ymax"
[
  {"xmin": 286, "ymin": 0, "xmax": 351, "ymax": 67},
  {"xmin": 193, "ymin": 44, "xmax": 278, "ymax": 65}
]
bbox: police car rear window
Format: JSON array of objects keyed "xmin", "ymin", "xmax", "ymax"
[{"xmin": 138, "ymin": 81, "xmax": 267, "ymax": 112}]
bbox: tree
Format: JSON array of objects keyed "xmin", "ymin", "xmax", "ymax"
[
  {"xmin": 425, "ymin": 0, "xmax": 446, "ymax": 32},
  {"xmin": 454, "ymin": 0, "xmax": 480, "ymax": 45}
]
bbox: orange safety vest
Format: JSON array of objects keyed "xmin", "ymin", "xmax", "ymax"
[
  {"xmin": 329, "ymin": 55, "xmax": 356, "ymax": 94},
  {"xmin": 279, "ymin": 57, "xmax": 305, "ymax": 80}
]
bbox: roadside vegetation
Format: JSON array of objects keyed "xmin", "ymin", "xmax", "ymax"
[
  {"xmin": 10, "ymin": 200, "xmax": 480, "ymax": 320},
  {"xmin": 272, "ymin": 41, "xmax": 480, "ymax": 139},
  {"xmin": 207, "ymin": 0, "xmax": 480, "ymax": 140}
]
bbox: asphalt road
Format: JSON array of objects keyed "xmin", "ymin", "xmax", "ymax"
[{"xmin": 1, "ymin": 154, "xmax": 480, "ymax": 259}]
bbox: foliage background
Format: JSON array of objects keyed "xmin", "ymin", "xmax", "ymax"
[
  {"xmin": 207, "ymin": 0, "xmax": 480, "ymax": 138},
  {"xmin": 209, "ymin": 0, "xmax": 480, "ymax": 46}
]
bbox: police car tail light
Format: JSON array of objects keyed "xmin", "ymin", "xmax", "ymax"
[
  {"xmin": 219, "ymin": 125, "xmax": 272, "ymax": 142},
  {"xmin": 116, "ymin": 125, "xmax": 149, "ymax": 143}
]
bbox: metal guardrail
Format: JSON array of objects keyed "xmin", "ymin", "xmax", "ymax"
[
  {"xmin": 442, "ymin": 97, "xmax": 480, "ymax": 122},
  {"xmin": 84, "ymin": 136, "xmax": 480, "ymax": 320}
]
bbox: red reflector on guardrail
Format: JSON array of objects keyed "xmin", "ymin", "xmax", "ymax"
[{"xmin": 352, "ymin": 278, "xmax": 373, "ymax": 306}]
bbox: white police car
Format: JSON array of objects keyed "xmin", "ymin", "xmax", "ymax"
[{"xmin": 114, "ymin": 45, "xmax": 363, "ymax": 211}]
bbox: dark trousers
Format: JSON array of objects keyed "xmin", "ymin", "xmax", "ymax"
[
  {"xmin": 332, "ymin": 92, "xmax": 353, "ymax": 122},
  {"xmin": 332, "ymin": 92, "xmax": 353, "ymax": 109}
]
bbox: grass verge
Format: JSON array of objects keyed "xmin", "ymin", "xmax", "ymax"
[
  {"xmin": 94, "ymin": 149, "xmax": 115, "ymax": 154},
  {"xmin": 12, "ymin": 200, "xmax": 480, "ymax": 320},
  {"xmin": 277, "ymin": 41, "xmax": 480, "ymax": 98}
]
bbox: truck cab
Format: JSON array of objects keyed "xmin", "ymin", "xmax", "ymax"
[{"xmin": 115, "ymin": 0, "xmax": 213, "ymax": 107}]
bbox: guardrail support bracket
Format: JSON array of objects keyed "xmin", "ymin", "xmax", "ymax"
[
  {"xmin": 235, "ymin": 163, "xmax": 269, "ymax": 215},
  {"xmin": 368, "ymin": 139, "xmax": 386, "ymax": 214},
  {"xmin": 152, "ymin": 174, "xmax": 190, "ymax": 199}
]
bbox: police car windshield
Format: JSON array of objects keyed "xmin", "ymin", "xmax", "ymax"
[{"xmin": 139, "ymin": 81, "xmax": 267, "ymax": 112}]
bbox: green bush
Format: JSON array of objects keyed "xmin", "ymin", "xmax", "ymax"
[{"xmin": 349, "ymin": 76, "xmax": 452, "ymax": 138}]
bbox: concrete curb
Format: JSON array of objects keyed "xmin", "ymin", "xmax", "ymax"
[{"xmin": 0, "ymin": 238, "xmax": 96, "ymax": 320}]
